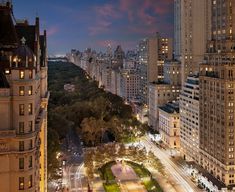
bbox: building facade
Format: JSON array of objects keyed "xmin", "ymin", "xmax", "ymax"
[
  {"xmin": 180, "ymin": 75, "xmax": 199, "ymax": 162},
  {"xmin": 174, "ymin": 0, "xmax": 210, "ymax": 84},
  {"xmin": 159, "ymin": 102, "xmax": 180, "ymax": 149},
  {"xmin": 0, "ymin": 3, "xmax": 48, "ymax": 192},
  {"xmin": 199, "ymin": 0, "xmax": 235, "ymax": 187},
  {"xmin": 148, "ymin": 82, "xmax": 180, "ymax": 130},
  {"xmin": 138, "ymin": 33, "xmax": 173, "ymax": 104},
  {"xmin": 120, "ymin": 69, "xmax": 139, "ymax": 102}
]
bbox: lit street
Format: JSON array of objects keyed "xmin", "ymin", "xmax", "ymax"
[{"xmin": 141, "ymin": 136, "xmax": 204, "ymax": 192}]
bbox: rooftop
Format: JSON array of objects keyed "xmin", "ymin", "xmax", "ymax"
[
  {"xmin": 0, "ymin": 3, "xmax": 18, "ymax": 49},
  {"xmin": 159, "ymin": 102, "xmax": 179, "ymax": 114}
]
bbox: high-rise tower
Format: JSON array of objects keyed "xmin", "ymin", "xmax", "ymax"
[
  {"xmin": 174, "ymin": 0, "xmax": 210, "ymax": 84},
  {"xmin": 199, "ymin": 0, "xmax": 235, "ymax": 187}
]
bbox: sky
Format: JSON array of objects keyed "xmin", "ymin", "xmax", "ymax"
[{"xmin": 14, "ymin": 0, "xmax": 174, "ymax": 55}]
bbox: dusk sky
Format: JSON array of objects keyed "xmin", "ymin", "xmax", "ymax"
[{"xmin": 14, "ymin": 0, "xmax": 174, "ymax": 55}]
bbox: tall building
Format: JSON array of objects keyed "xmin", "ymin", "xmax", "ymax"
[
  {"xmin": 174, "ymin": 0, "xmax": 210, "ymax": 84},
  {"xmin": 174, "ymin": 0, "xmax": 181, "ymax": 59},
  {"xmin": 120, "ymin": 68, "xmax": 139, "ymax": 102},
  {"xmin": 199, "ymin": 0, "xmax": 235, "ymax": 187},
  {"xmin": 180, "ymin": 75, "xmax": 199, "ymax": 162},
  {"xmin": 148, "ymin": 82, "xmax": 180, "ymax": 130},
  {"xmin": 138, "ymin": 33, "xmax": 173, "ymax": 104},
  {"xmin": 113, "ymin": 45, "xmax": 125, "ymax": 69},
  {"xmin": 0, "ymin": 2, "xmax": 48, "ymax": 191}
]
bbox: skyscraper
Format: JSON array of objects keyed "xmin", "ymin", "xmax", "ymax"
[
  {"xmin": 199, "ymin": 0, "xmax": 235, "ymax": 187},
  {"xmin": 174, "ymin": 0, "xmax": 210, "ymax": 84},
  {"xmin": 138, "ymin": 33, "xmax": 173, "ymax": 104},
  {"xmin": 0, "ymin": 2, "xmax": 48, "ymax": 191}
]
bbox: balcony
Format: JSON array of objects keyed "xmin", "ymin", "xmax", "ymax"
[
  {"xmin": 35, "ymin": 108, "xmax": 46, "ymax": 131},
  {"xmin": 41, "ymin": 91, "xmax": 50, "ymax": 104},
  {"xmin": 205, "ymin": 71, "xmax": 219, "ymax": 78},
  {"xmin": 16, "ymin": 130, "xmax": 37, "ymax": 139},
  {"xmin": 0, "ymin": 89, "xmax": 10, "ymax": 97},
  {"xmin": 0, "ymin": 129, "xmax": 16, "ymax": 138}
]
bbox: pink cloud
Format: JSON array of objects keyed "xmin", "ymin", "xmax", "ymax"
[
  {"xmin": 89, "ymin": 0, "xmax": 173, "ymax": 38},
  {"xmin": 89, "ymin": 4, "xmax": 122, "ymax": 36},
  {"xmin": 95, "ymin": 4, "xmax": 121, "ymax": 19},
  {"xmin": 89, "ymin": 20, "xmax": 112, "ymax": 36},
  {"xmin": 47, "ymin": 26, "xmax": 59, "ymax": 36}
]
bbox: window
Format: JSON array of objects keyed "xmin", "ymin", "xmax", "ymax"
[
  {"xmin": 19, "ymin": 122, "xmax": 24, "ymax": 134},
  {"xmin": 19, "ymin": 70, "xmax": 24, "ymax": 79},
  {"xmin": 19, "ymin": 141, "xmax": 24, "ymax": 151},
  {"xmin": 28, "ymin": 121, "xmax": 33, "ymax": 132},
  {"xmin": 28, "ymin": 103, "xmax": 33, "ymax": 115},
  {"xmin": 29, "ymin": 139, "xmax": 33, "ymax": 149},
  {"xmin": 19, "ymin": 177, "xmax": 24, "ymax": 190},
  {"xmin": 28, "ymin": 86, "xmax": 33, "ymax": 95},
  {"xmin": 19, "ymin": 86, "xmax": 24, "ymax": 96},
  {"xmin": 19, "ymin": 158, "xmax": 24, "ymax": 169},
  {"xmin": 28, "ymin": 175, "xmax": 32, "ymax": 188},
  {"xmin": 5, "ymin": 69, "xmax": 10, "ymax": 74},
  {"xmin": 29, "ymin": 70, "xmax": 33, "ymax": 79},
  {"xmin": 29, "ymin": 156, "xmax": 32, "ymax": 168},
  {"xmin": 19, "ymin": 104, "xmax": 24, "ymax": 116}
]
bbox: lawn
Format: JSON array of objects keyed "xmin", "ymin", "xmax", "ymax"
[
  {"xmin": 100, "ymin": 160, "xmax": 163, "ymax": 192},
  {"xmin": 103, "ymin": 183, "xmax": 121, "ymax": 192},
  {"xmin": 126, "ymin": 161, "xmax": 151, "ymax": 178},
  {"xmin": 126, "ymin": 161, "xmax": 163, "ymax": 192},
  {"xmin": 142, "ymin": 178, "xmax": 163, "ymax": 192},
  {"xmin": 100, "ymin": 161, "xmax": 121, "ymax": 192},
  {"xmin": 99, "ymin": 161, "xmax": 116, "ymax": 182}
]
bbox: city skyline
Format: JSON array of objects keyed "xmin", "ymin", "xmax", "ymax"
[{"xmin": 14, "ymin": 0, "xmax": 173, "ymax": 55}]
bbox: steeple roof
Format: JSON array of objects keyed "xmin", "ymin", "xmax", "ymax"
[{"xmin": 0, "ymin": 4, "xmax": 18, "ymax": 49}]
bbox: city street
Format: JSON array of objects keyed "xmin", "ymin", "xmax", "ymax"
[
  {"xmin": 61, "ymin": 128, "xmax": 87, "ymax": 192},
  {"xmin": 141, "ymin": 136, "xmax": 204, "ymax": 192}
]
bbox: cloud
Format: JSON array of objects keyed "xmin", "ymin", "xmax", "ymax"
[
  {"xmin": 47, "ymin": 26, "xmax": 59, "ymax": 36},
  {"xmin": 89, "ymin": 20, "xmax": 112, "ymax": 36},
  {"xmin": 89, "ymin": 3, "xmax": 122, "ymax": 36},
  {"xmin": 95, "ymin": 4, "xmax": 121, "ymax": 19}
]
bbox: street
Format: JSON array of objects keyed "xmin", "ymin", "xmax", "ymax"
[{"xmin": 141, "ymin": 136, "xmax": 204, "ymax": 192}]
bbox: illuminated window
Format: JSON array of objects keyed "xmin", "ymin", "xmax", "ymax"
[
  {"xmin": 19, "ymin": 104, "xmax": 24, "ymax": 116},
  {"xmin": 5, "ymin": 69, "xmax": 10, "ymax": 74},
  {"xmin": 28, "ymin": 175, "xmax": 32, "ymax": 188},
  {"xmin": 19, "ymin": 158, "xmax": 24, "ymax": 170},
  {"xmin": 28, "ymin": 86, "xmax": 33, "ymax": 96},
  {"xmin": 19, "ymin": 177, "xmax": 24, "ymax": 190},
  {"xmin": 19, "ymin": 122, "xmax": 24, "ymax": 134},
  {"xmin": 19, "ymin": 70, "xmax": 24, "ymax": 79},
  {"xmin": 28, "ymin": 103, "xmax": 33, "ymax": 115},
  {"xmin": 19, "ymin": 86, "xmax": 24, "ymax": 96},
  {"xmin": 29, "ymin": 70, "xmax": 33, "ymax": 79}
]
